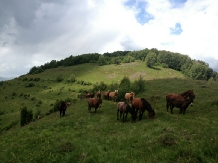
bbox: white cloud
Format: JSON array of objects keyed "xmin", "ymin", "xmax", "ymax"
[{"xmin": 0, "ymin": 0, "xmax": 218, "ymax": 78}]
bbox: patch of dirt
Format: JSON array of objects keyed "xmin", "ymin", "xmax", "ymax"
[
  {"xmin": 130, "ymin": 72, "xmax": 146, "ymax": 79},
  {"xmin": 106, "ymin": 73, "xmax": 116, "ymax": 78}
]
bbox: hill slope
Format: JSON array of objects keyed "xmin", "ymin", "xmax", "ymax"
[{"xmin": 0, "ymin": 62, "xmax": 218, "ymax": 162}]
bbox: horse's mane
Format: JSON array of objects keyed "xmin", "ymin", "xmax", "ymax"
[
  {"xmin": 180, "ymin": 90, "xmax": 192, "ymax": 96},
  {"xmin": 141, "ymin": 98, "xmax": 153, "ymax": 112}
]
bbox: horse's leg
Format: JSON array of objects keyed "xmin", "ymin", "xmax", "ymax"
[
  {"xmin": 135, "ymin": 109, "xmax": 138, "ymax": 119},
  {"xmin": 88, "ymin": 105, "xmax": 91, "ymax": 113},
  {"xmin": 60, "ymin": 110, "xmax": 62, "ymax": 117},
  {"xmin": 166, "ymin": 101, "xmax": 169, "ymax": 112},
  {"xmin": 125, "ymin": 112, "xmax": 128, "ymax": 122},
  {"xmin": 117, "ymin": 110, "xmax": 119, "ymax": 120},
  {"xmin": 122, "ymin": 112, "xmax": 125, "ymax": 123},
  {"xmin": 139, "ymin": 110, "xmax": 143, "ymax": 120},
  {"xmin": 120, "ymin": 111, "xmax": 122, "ymax": 120},
  {"xmin": 170, "ymin": 105, "xmax": 174, "ymax": 114},
  {"xmin": 183, "ymin": 107, "xmax": 187, "ymax": 115}
]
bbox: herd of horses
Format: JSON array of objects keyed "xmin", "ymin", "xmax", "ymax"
[{"xmin": 59, "ymin": 89, "xmax": 195, "ymax": 122}]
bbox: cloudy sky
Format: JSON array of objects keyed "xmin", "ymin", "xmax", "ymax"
[{"xmin": 0, "ymin": 0, "xmax": 218, "ymax": 78}]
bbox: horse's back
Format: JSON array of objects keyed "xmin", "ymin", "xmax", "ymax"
[{"xmin": 131, "ymin": 98, "xmax": 143, "ymax": 108}]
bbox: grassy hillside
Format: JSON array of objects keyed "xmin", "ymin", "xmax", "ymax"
[{"xmin": 0, "ymin": 61, "xmax": 218, "ymax": 163}]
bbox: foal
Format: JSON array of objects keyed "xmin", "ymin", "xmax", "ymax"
[{"xmin": 117, "ymin": 102, "xmax": 136, "ymax": 122}]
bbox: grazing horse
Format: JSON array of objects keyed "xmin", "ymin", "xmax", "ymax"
[
  {"xmin": 131, "ymin": 98, "xmax": 155, "ymax": 120},
  {"xmin": 104, "ymin": 90, "xmax": 110, "ymax": 100},
  {"xmin": 125, "ymin": 92, "xmax": 135, "ymax": 103},
  {"xmin": 169, "ymin": 97, "xmax": 193, "ymax": 115},
  {"xmin": 59, "ymin": 101, "xmax": 68, "ymax": 117},
  {"xmin": 117, "ymin": 102, "xmax": 136, "ymax": 122},
  {"xmin": 88, "ymin": 98, "xmax": 102, "ymax": 113},
  {"xmin": 166, "ymin": 90, "xmax": 195, "ymax": 112},
  {"xmin": 109, "ymin": 90, "xmax": 118, "ymax": 101},
  {"xmin": 96, "ymin": 90, "xmax": 101, "ymax": 99},
  {"xmin": 85, "ymin": 92, "xmax": 95, "ymax": 98}
]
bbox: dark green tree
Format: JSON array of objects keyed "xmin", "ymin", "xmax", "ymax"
[
  {"xmin": 20, "ymin": 106, "xmax": 33, "ymax": 126},
  {"xmin": 145, "ymin": 52, "xmax": 157, "ymax": 68},
  {"xmin": 98, "ymin": 55, "xmax": 107, "ymax": 66},
  {"xmin": 117, "ymin": 76, "xmax": 131, "ymax": 101},
  {"xmin": 131, "ymin": 75, "xmax": 145, "ymax": 94}
]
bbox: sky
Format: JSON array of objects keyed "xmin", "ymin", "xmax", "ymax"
[{"xmin": 0, "ymin": 0, "xmax": 218, "ymax": 78}]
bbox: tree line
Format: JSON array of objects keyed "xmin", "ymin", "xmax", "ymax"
[{"xmin": 28, "ymin": 48, "xmax": 218, "ymax": 81}]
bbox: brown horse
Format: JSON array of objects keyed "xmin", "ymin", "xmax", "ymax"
[
  {"xmin": 166, "ymin": 90, "xmax": 195, "ymax": 112},
  {"xmin": 96, "ymin": 90, "xmax": 101, "ymax": 99},
  {"xmin": 109, "ymin": 90, "xmax": 118, "ymax": 101},
  {"xmin": 117, "ymin": 102, "xmax": 136, "ymax": 122},
  {"xmin": 104, "ymin": 90, "xmax": 110, "ymax": 100},
  {"xmin": 85, "ymin": 92, "xmax": 95, "ymax": 98},
  {"xmin": 125, "ymin": 92, "xmax": 135, "ymax": 103},
  {"xmin": 131, "ymin": 98, "xmax": 155, "ymax": 120},
  {"xmin": 169, "ymin": 97, "xmax": 193, "ymax": 115},
  {"xmin": 88, "ymin": 98, "xmax": 102, "ymax": 113}
]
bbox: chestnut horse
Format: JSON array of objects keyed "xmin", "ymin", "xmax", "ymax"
[
  {"xmin": 169, "ymin": 97, "xmax": 193, "ymax": 115},
  {"xmin": 117, "ymin": 102, "xmax": 136, "ymax": 122},
  {"xmin": 131, "ymin": 98, "xmax": 155, "ymax": 120},
  {"xmin": 166, "ymin": 90, "xmax": 195, "ymax": 112},
  {"xmin": 88, "ymin": 98, "xmax": 102, "ymax": 113}
]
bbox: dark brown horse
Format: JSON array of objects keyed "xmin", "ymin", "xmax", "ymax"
[
  {"xmin": 166, "ymin": 90, "xmax": 195, "ymax": 112},
  {"xmin": 85, "ymin": 92, "xmax": 95, "ymax": 98},
  {"xmin": 103, "ymin": 90, "xmax": 110, "ymax": 100},
  {"xmin": 117, "ymin": 102, "xmax": 136, "ymax": 122},
  {"xmin": 88, "ymin": 98, "xmax": 102, "ymax": 113},
  {"xmin": 59, "ymin": 101, "xmax": 69, "ymax": 117},
  {"xmin": 131, "ymin": 98, "xmax": 155, "ymax": 120},
  {"xmin": 169, "ymin": 97, "xmax": 193, "ymax": 115}
]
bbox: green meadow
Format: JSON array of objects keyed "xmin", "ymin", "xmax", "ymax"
[{"xmin": 0, "ymin": 61, "xmax": 218, "ymax": 163}]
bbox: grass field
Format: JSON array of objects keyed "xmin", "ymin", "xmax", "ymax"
[{"xmin": 0, "ymin": 61, "xmax": 218, "ymax": 163}]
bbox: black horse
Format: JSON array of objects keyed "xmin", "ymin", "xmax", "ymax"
[{"xmin": 59, "ymin": 101, "xmax": 68, "ymax": 117}]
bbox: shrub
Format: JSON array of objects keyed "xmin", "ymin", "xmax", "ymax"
[
  {"xmin": 20, "ymin": 106, "xmax": 33, "ymax": 126},
  {"xmin": 53, "ymin": 99, "xmax": 64, "ymax": 112},
  {"xmin": 56, "ymin": 74, "xmax": 64, "ymax": 82},
  {"xmin": 12, "ymin": 92, "xmax": 17, "ymax": 96},
  {"xmin": 117, "ymin": 76, "xmax": 131, "ymax": 101},
  {"xmin": 131, "ymin": 75, "xmax": 145, "ymax": 94},
  {"xmin": 25, "ymin": 82, "xmax": 35, "ymax": 87},
  {"xmin": 33, "ymin": 78, "xmax": 40, "ymax": 82},
  {"xmin": 93, "ymin": 81, "xmax": 107, "ymax": 92}
]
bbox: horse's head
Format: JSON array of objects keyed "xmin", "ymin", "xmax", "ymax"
[
  {"xmin": 188, "ymin": 90, "xmax": 195, "ymax": 99},
  {"xmin": 98, "ymin": 98, "xmax": 102, "ymax": 107},
  {"xmin": 148, "ymin": 109, "xmax": 155, "ymax": 119},
  {"xmin": 185, "ymin": 97, "xmax": 194, "ymax": 106}
]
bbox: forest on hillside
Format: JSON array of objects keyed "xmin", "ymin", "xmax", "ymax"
[{"xmin": 28, "ymin": 48, "xmax": 218, "ymax": 81}]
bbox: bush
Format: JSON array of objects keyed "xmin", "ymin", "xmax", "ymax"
[
  {"xmin": 33, "ymin": 78, "xmax": 40, "ymax": 82},
  {"xmin": 117, "ymin": 76, "xmax": 131, "ymax": 101},
  {"xmin": 25, "ymin": 82, "xmax": 35, "ymax": 87},
  {"xmin": 131, "ymin": 75, "xmax": 145, "ymax": 94},
  {"xmin": 20, "ymin": 106, "xmax": 33, "ymax": 126},
  {"xmin": 53, "ymin": 99, "xmax": 63, "ymax": 112},
  {"xmin": 56, "ymin": 74, "xmax": 64, "ymax": 82}
]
